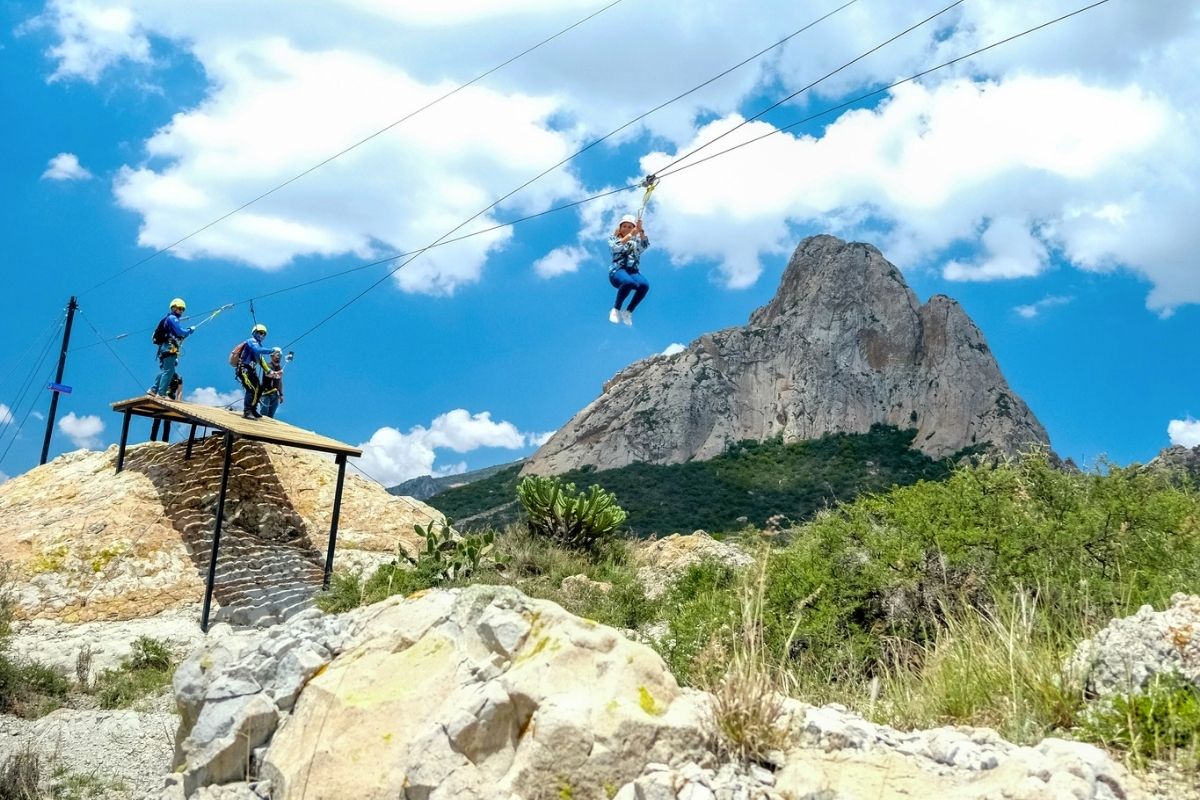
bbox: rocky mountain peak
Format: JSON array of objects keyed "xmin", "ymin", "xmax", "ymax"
[{"xmin": 525, "ymin": 235, "xmax": 1049, "ymax": 475}]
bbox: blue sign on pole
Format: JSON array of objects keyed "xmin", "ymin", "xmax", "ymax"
[{"xmin": 47, "ymin": 382, "xmax": 73, "ymax": 395}]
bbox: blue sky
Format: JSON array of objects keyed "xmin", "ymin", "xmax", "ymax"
[{"xmin": 1, "ymin": 0, "xmax": 1198, "ymax": 484}]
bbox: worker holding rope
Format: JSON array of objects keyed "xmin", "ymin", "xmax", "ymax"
[
  {"xmin": 231, "ymin": 324, "xmax": 274, "ymax": 419},
  {"xmin": 148, "ymin": 298, "xmax": 194, "ymax": 397}
]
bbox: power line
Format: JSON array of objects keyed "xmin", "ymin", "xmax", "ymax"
[
  {"xmin": 0, "ymin": 312, "xmax": 65, "ymax": 395},
  {"xmin": 0, "ymin": 365, "xmax": 58, "ymax": 466},
  {"xmin": 78, "ymin": 0, "xmax": 630, "ymax": 297},
  {"xmin": 657, "ymin": 0, "xmax": 1116, "ymax": 181},
  {"xmin": 0, "ymin": 324, "xmax": 63, "ymax": 464}
]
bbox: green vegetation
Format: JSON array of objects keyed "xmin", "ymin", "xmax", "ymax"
[
  {"xmin": 0, "ymin": 746, "xmax": 41, "ymax": 800},
  {"xmin": 1082, "ymin": 673, "xmax": 1200, "ymax": 768},
  {"xmin": 92, "ymin": 637, "xmax": 175, "ymax": 710},
  {"xmin": 0, "ymin": 565, "xmax": 70, "ymax": 719},
  {"xmin": 517, "ymin": 476, "xmax": 626, "ymax": 552},
  {"xmin": 338, "ymin": 447, "xmax": 1200, "ymax": 771},
  {"xmin": 430, "ymin": 425, "xmax": 969, "ymax": 535}
]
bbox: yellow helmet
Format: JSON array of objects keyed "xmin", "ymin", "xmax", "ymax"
[
  {"xmin": 252, "ymin": 324, "xmax": 268, "ymax": 336},
  {"xmin": 169, "ymin": 298, "xmax": 186, "ymax": 311}
]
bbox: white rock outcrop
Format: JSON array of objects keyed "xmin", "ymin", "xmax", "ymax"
[
  {"xmin": 169, "ymin": 586, "xmax": 1140, "ymax": 800},
  {"xmin": 1069, "ymin": 593, "xmax": 1200, "ymax": 697}
]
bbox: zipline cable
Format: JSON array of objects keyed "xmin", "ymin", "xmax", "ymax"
[
  {"xmin": 76, "ymin": 0, "xmax": 1112, "ymax": 355},
  {"xmin": 281, "ymin": 0, "xmax": 967, "ymax": 349},
  {"xmin": 77, "ymin": 0, "xmax": 859, "ymax": 347},
  {"xmin": 652, "ymin": 0, "xmax": 966, "ymax": 176},
  {"xmin": 78, "ymin": 0, "xmax": 630, "ymax": 297},
  {"xmin": 655, "ymin": 0, "xmax": 1116, "ymax": 180},
  {"xmin": 77, "ymin": 308, "xmax": 147, "ymax": 393}
]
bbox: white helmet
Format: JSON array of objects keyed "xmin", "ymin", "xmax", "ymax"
[{"xmin": 620, "ymin": 214, "xmax": 637, "ymax": 226}]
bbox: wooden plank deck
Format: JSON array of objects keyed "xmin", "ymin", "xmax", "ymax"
[{"xmin": 111, "ymin": 395, "xmax": 362, "ymax": 457}]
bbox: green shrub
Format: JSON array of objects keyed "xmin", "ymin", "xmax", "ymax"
[
  {"xmin": 0, "ymin": 746, "xmax": 41, "ymax": 800},
  {"xmin": 517, "ymin": 476, "xmax": 627, "ymax": 551},
  {"xmin": 1082, "ymin": 673, "xmax": 1200, "ymax": 767},
  {"xmin": 93, "ymin": 637, "xmax": 174, "ymax": 710}
]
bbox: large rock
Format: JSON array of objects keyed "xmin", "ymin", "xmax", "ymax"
[
  {"xmin": 1069, "ymin": 593, "xmax": 1200, "ymax": 697},
  {"xmin": 0, "ymin": 437, "xmax": 440, "ymax": 624},
  {"xmin": 634, "ymin": 532, "xmax": 753, "ymax": 599},
  {"xmin": 525, "ymin": 235, "xmax": 1048, "ymax": 474}
]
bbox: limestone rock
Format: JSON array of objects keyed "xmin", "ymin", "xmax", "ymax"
[
  {"xmin": 1068, "ymin": 593, "xmax": 1200, "ymax": 697},
  {"xmin": 525, "ymin": 235, "xmax": 1048, "ymax": 474},
  {"xmin": 1145, "ymin": 444, "xmax": 1200, "ymax": 482},
  {"xmin": 0, "ymin": 438, "xmax": 440, "ymax": 624},
  {"xmin": 635, "ymin": 533, "xmax": 753, "ymax": 599},
  {"xmin": 260, "ymin": 586, "xmax": 710, "ymax": 800}
]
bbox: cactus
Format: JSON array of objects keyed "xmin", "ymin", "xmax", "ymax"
[
  {"xmin": 405, "ymin": 518, "xmax": 507, "ymax": 584},
  {"xmin": 516, "ymin": 476, "xmax": 627, "ymax": 551}
]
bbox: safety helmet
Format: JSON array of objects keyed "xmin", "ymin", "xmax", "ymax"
[
  {"xmin": 252, "ymin": 324, "xmax": 268, "ymax": 336},
  {"xmin": 169, "ymin": 297, "xmax": 187, "ymax": 311},
  {"xmin": 619, "ymin": 214, "xmax": 637, "ymax": 226}
]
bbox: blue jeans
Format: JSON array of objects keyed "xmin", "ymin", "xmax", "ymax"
[
  {"xmin": 259, "ymin": 393, "xmax": 281, "ymax": 418},
  {"xmin": 152, "ymin": 350, "xmax": 178, "ymax": 395},
  {"xmin": 610, "ymin": 268, "xmax": 649, "ymax": 312}
]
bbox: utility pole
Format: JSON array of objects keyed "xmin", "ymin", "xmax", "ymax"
[{"xmin": 40, "ymin": 296, "xmax": 78, "ymax": 466}]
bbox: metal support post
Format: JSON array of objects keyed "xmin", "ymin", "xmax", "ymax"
[
  {"xmin": 184, "ymin": 424, "xmax": 197, "ymax": 460},
  {"xmin": 200, "ymin": 432, "xmax": 235, "ymax": 632},
  {"xmin": 323, "ymin": 454, "xmax": 348, "ymax": 588},
  {"xmin": 115, "ymin": 410, "xmax": 132, "ymax": 474}
]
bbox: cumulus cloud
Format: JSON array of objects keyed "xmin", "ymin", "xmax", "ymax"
[
  {"xmin": 34, "ymin": 0, "xmax": 1200, "ymax": 309},
  {"xmin": 42, "ymin": 152, "xmax": 93, "ymax": 181},
  {"xmin": 526, "ymin": 430, "xmax": 555, "ymax": 447},
  {"xmin": 533, "ymin": 245, "xmax": 589, "ymax": 279},
  {"xmin": 661, "ymin": 343, "xmax": 686, "ymax": 356},
  {"xmin": 0, "ymin": 404, "xmax": 12, "ymax": 425},
  {"xmin": 1014, "ymin": 295, "xmax": 1073, "ymax": 319},
  {"xmin": 185, "ymin": 386, "xmax": 242, "ymax": 408},
  {"xmin": 357, "ymin": 409, "xmax": 534, "ymax": 485},
  {"xmin": 58, "ymin": 412, "xmax": 105, "ymax": 449},
  {"xmin": 1168, "ymin": 419, "xmax": 1200, "ymax": 449}
]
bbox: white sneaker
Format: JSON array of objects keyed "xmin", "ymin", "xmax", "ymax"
[
  {"xmin": 609, "ymin": 308, "xmax": 620, "ymax": 324},
  {"xmin": 621, "ymin": 310, "xmax": 633, "ymax": 326}
]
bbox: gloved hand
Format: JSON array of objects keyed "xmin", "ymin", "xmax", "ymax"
[{"xmin": 187, "ymin": 327, "xmax": 196, "ymax": 334}]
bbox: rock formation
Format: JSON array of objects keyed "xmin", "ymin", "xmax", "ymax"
[
  {"xmin": 0, "ymin": 437, "xmax": 439, "ymax": 624},
  {"xmin": 171, "ymin": 586, "xmax": 1136, "ymax": 800},
  {"xmin": 525, "ymin": 235, "xmax": 1049, "ymax": 475}
]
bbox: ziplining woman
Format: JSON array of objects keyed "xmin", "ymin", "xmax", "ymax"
[{"xmin": 608, "ymin": 213, "xmax": 650, "ymax": 326}]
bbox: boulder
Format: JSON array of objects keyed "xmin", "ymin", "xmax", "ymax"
[
  {"xmin": 1068, "ymin": 593, "xmax": 1200, "ymax": 697},
  {"xmin": 635, "ymin": 533, "xmax": 753, "ymax": 599}
]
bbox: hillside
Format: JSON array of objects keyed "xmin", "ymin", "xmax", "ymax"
[
  {"xmin": 526, "ymin": 235, "xmax": 1049, "ymax": 475},
  {"xmin": 387, "ymin": 459, "xmax": 525, "ymax": 501},
  {"xmin": 430, "ymin": 425, "xmax": 971, "ymax": 535}
]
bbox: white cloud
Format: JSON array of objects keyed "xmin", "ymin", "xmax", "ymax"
[
  {"xmin": 58, "ymin": 412, "xmax": 105, "ymax": 449},
  {"xmin": 1168, "ymin": 419, "xmax": 1200, "ymax": 449},
  {"xmin": 661, "ymin": 343, "xmax": 686, "ymax": 356},
  {"xmin": 526, "ymin": 430, "xmax": 555, "ymax": 447},
  {"xmin": 0, "ymin": 471, "xmax": 8, "ymax": 485},
  {"xmin": 185, "ymin": 386, "xmax": 242, "ymax": 408},
  {"xmin": 35, "ymin": 0, "xmax": 1200, "ymax": 309},
  {"xmin": 357, "ymin": 409, "xmax": 533, "ymax": 485},
  {"xmin": 31, "ymin": 411, "xmax": 45, "ymax": 421},
  {"xmin": 1014, "ymin": 295, "xmax": 1073, "ymax": 319},
  {"xmin": 41, "ymin": 152, "xmax": 93, "ymax": 181},
  {"xmin": 533, "ymin": 245, "xmax": 589, "ymax": 279},
  {"xmin": 0, "ymin": 404, "xmax": 12, "ymax": 425}
]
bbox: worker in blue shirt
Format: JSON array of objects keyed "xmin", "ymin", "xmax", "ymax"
[
  {"xmin": 149, "ymin": 298, "xmax": 194, "ymax": 396},
  {"xmin": 235, "ymin": 324, "xmax": 274, "ymax": 419}
]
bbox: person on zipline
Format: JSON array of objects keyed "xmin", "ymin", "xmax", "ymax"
[
  {"xmin": 258, "ymin": 348, "xmax": 285, "ymax": 419},
  {"xmin": 608, "ymin": 213, "xmax": 650, "ymax": 326},
  {"xmin": 234, "ymin": 324, "xmax": 273, "ymax": 419},
  {"xmin": 148, "ymin": 298, "xmax": 194, "ymax": 396}
]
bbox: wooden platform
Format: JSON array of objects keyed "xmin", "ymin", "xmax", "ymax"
[
  {"xmin": 111, "ymin": 395, "xmax": 361, "ymax": 456},
  {"xmin": 110, "ymin": 394, "xmax": 360, "ymax": 631}
]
